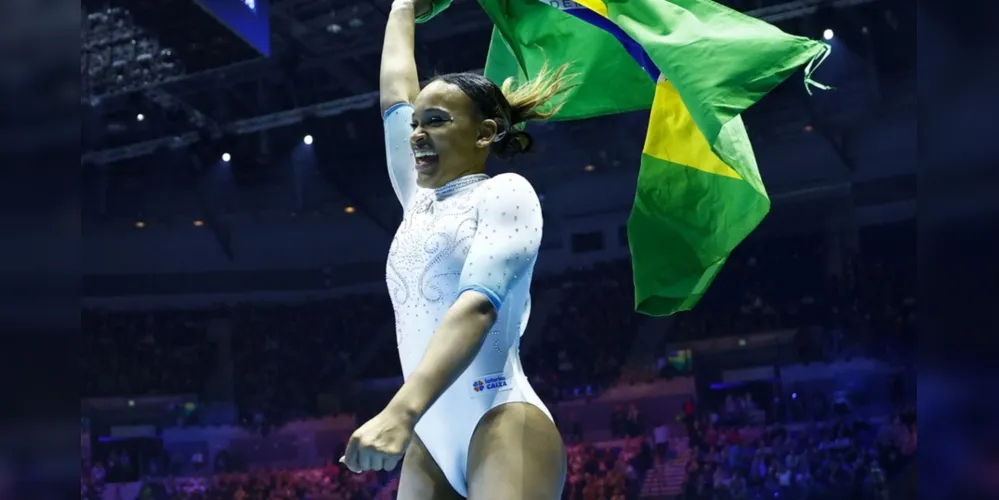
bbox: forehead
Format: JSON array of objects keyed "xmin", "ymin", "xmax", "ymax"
[{"xmin": 414, "ymin": 80, "xmax": 475, "ymax": 115}]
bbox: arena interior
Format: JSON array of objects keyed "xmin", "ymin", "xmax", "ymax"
[{"xmin": 81, "ymin": 0, "xmax": 916, "ymax": 498}]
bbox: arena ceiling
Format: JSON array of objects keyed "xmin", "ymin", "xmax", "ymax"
[{"xmin": 80, "ymin": 0, "xmax": 915, "ymax": 235}]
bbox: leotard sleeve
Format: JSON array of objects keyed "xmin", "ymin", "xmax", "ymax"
[
  {"xmin": 383, "ymin": 102, "xmax": 419, "ymax": 211},
  {"xmin": 457, "ymin": 173, "xmax": 543, "ymax": 312}
]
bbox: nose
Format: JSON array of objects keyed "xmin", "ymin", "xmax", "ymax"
[{"xmin": 410, "ymin": 128, "xmax": 428, "ymax": 148}]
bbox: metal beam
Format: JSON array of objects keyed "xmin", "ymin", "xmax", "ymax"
[
  {"xmin": 83, "ymin": 70, "xmax": 483, "ymax": 164},
  {"xmin": 144, "ymin": 87, "xmax": 221, "ymax": 136},
  {"xmin": 270, "ymin": 7, "xmax": 372, "ymax": 93}
]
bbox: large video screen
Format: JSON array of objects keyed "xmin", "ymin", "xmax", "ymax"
[{"xmin": 194, "ymin": 0, "xmax": 271, "ymax": 56}]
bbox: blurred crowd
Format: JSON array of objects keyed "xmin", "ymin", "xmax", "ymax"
[
  {"xmin": 560, "ymin": 403, "xmax": 664, "ymax": 500},
  {"xmin": 82, "ymin": 309, "xmax": 216, "ymax": 398},
  {"xmin": 82, "ymin": 221, "xmax": 915, "ymax": 433},
  {"xmin": 525, "ymin": 260, "xmax": 642, "ymax": 401},
  {"xmin": 564, "ymin": 437, "xmax": 651, "ymax": 500},
  {"xmin": 672, "ymin": 223, "xmax": 916, "ymax": 361},
  {"xmin": 678, "ymin": 407, "xmax": 917, "ymax": 500},
  {"xmin": 81, "ymin": 5, "xmax": 182, "ymax": 96},
  {"xmin": 142, "ymin": 465, "xmax": 385, "ymax": 500},
  {"xmin": 84, "ymin": 463, "xmax": 388, "ymax": 500},
  {"xmin": 82, "ymin": 295, "xmax": 392, "ymax": 431},
  {"xmin": 229, "ymin": 296, "xmax": 392, "ymax": 432}
]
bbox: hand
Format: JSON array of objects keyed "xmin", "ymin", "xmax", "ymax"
[
  {"xmin": 391, "ymin": 0, "xmax": 432, "ymax": 17},
  {"xmin": 340, "ymin": 408, "xmax": 415, "ymax": 473}
]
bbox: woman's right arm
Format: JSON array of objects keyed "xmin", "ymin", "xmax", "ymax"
[
  {"xmin": 379, "ymin": 0, "xmax": 422, "ymax": 113},
  {"xmin": 380, "ymin": 0, "xmax": 428, "ymax": 209}
]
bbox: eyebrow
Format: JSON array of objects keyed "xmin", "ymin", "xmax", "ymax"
[{"xmin": 415, "ymin": 107, "xmax": 452, "ymax": 117}]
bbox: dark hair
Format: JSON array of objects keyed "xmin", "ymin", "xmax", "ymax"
[{"xmin": 435, "ymin": 63, "xmax": 575, "ymax": 160}]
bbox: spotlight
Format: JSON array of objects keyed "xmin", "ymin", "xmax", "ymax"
[
  {"xmin": 583, "ymin": 164, "xmax": 595, "ymax": 172},
  {"xmin": 222, "ymin": 152, "xmax": 231, "ymax": 162},
  {"xmin": 136, "ymin": 113, "xmax": 144, "ymax": 122},
  {"xmin": 823, "ymin": 29, "xmax": 834, "ymax": 40},
  {"xmin": 303, "ymin": 135, "xmax": 313, "ymax": 145},
  {"xmin": 134, "ymin": 221, "xmax": 146, "ymax": 228},
  {"xmin": 193, "ymin": 220, "xmax": 205, "ymax": 227},
  {"xmin": 344, "ymin": 205, "xmax": 356, "ymax": 214}
]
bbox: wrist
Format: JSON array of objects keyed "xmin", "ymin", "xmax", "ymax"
[
  {"xmin": 393, "ymin": 0, "xmax": 431, "ymax": 17},
  {"xmin": 390, "ymin": 0, "xmax": 415, "ymax": 13},
  {"xmin": 384, "ymin": 395, "xmax": 423, "ymax": 427}
]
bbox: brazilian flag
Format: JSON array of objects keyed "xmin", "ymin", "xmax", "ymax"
[{"xmin": 420, "ymin": 0, "xmax": 829, "ymax": 315}]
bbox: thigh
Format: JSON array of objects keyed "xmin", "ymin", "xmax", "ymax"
[
  {"xmin": 466, "ymin": 402, "xmax": 567, "ymax": 500},
  {"xmin": 398, "ymin": 434, "xmax": 464, "ymax": 500}
]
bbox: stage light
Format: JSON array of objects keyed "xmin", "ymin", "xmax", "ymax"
[
  {"xmin": 304, "ymin": 135, "xmax": 313, "ymax": 145},
  {"xmin": 222, "ymin": 152, "xmax": 231, "ymax": 162},
  {"xmin": 136, "ymin": 113, "xmax": 144, "ymax": 122},
  {"xmin": 584, "ymin": 164, "xmax": 595, "ymax": 172},
  {"xmin": 344, "ymin": 205, "xmax": 356, "ymax": 214},
  {"xmin": 134, "ymin": 221, "xmax": 146, "ymax": 228},
  {"xmin": 193, "ymin": 220, "xmax": 205, "ymax": 227},
  {"xmin": 823, "ymin": 29, "xmax": 834, "ymax": 40}
]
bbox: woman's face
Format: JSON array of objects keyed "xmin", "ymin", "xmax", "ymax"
[{"xmin": 409, "ymin": 80, "xmax": 499, "ymax": 188}]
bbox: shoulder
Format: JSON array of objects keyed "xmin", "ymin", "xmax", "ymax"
[{"xmin": 478, "ymin": 173, "xmax": 539, "ymax": 202}]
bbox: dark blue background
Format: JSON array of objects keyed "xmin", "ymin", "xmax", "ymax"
[{"xmin": 195, "ymin": 0, "xmax": 271, "ymax": 56}]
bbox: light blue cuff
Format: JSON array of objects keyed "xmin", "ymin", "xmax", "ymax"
[
  {"xmin": 458, "ymin": 285, "xmax": 502, "ymax": 312},
  {"xmin": 383, "ymin": 102, "xmax": 412, "ymax": 121}
]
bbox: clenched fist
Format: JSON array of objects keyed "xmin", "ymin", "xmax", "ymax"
[{"xmin": 340, "ymin": 408, "xmax": 415, "ymax": 473}]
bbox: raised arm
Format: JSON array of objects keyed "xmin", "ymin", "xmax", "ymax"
[
  {"xmin": 379, "ymin": 0, "xmax": 423, "ymax": 113},
  {"xmin": 380, "ymin": 0, "xmax": 429, "ymax": 210}
]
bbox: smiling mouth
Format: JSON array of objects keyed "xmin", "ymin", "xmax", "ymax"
[{"xmin": 414, "ymin": 151, "xmax": 439, "ymax": 172}]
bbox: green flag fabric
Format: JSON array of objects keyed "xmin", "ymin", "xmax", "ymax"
[{"xmin": 418, "ymin": 0, "xmax": 829, "ymax": 315}]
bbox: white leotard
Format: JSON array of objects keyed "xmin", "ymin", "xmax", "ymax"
[{"xmin": 383, "ymin": 102, "xmax": 552, "ymax": 497}]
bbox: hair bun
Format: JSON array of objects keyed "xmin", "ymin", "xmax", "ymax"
[{"xmin": 492, "ymin": 129, "xmax": 533, "ymax": 160}]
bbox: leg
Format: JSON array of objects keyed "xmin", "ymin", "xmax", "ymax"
[
  {"xmin": 397, "ymin": 434, "xmax": 465, "ymax": 500},
  {"xmin": 466, "ymin": 402, "xmax": 567, "ymax": 500}
]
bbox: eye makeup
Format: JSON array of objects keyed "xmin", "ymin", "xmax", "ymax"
[{"xmin": 411, "ymin": 108, "xmax": 455, "ymax": 129}]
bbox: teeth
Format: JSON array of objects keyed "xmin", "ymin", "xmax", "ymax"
[{"xmin": 414, "ymin": 150, "xmax": 436, "ymax": 159}]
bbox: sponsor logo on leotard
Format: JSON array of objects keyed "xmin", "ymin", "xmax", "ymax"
[{"xmin": 471, "ymin": 374, "xmax": 510, "ymax": 393}]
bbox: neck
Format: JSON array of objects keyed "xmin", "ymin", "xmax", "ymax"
[
  {"xmin": 433, "ymin": 173, "xmax": 490, "ymax": 201},
  {"xmin": 434, "ymin": 166, "xmax": 480, "ymax": 187}
]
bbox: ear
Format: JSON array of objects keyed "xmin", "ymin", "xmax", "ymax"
[{"xmin": 476, "ymin": 118, "xmax": 500, "ymax": 149}]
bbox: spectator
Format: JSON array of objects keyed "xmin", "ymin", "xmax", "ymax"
[
  {"xmin": 652, "ymin": 420, "xmax": 670, "ymax": 459},
  {"xmin": 611, "ymin": 405, "xmax": 627, "ymax": 439},
  {"xmin": 626, "ymin": 404, "xmax": 643, "ymax": 437}
]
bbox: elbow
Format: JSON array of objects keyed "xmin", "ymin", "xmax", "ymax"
[
  {"xmin": 453, "ymin": 290, "xmax": 498, "ymax": 334},
  {"xmin": 379, "ymin": 76, "xmax": 420, "ymax": 113}
]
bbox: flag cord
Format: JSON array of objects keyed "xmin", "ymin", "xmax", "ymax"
[{"xmin": 803, "ymin": 43, "xmax": 833, "ymax": 95}]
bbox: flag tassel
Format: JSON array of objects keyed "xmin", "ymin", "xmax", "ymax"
[{"xmin": 803, "ymin": 43, "xmax": 833, "ymax": 95}]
